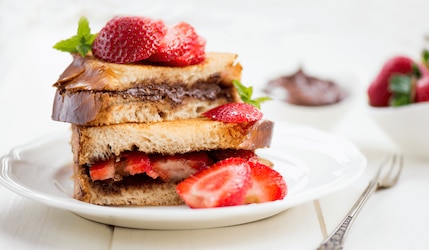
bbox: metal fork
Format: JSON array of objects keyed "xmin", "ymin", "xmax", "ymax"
[{"xmin": 317, "ymin": 154, "xmax": 403, "ymax": 250}]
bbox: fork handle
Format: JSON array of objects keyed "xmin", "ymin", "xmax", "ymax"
[{"xmin": 317, "ymin": 181, "xmax": 379, "ymax": 250}]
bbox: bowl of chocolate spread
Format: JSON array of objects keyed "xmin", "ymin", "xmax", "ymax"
[{"xmin": 261, "ymin": 68, "xmax": 358, "ymax": 130}]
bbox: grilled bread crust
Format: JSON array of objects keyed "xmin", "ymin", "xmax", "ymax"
[{"xmin": 52, "ymin": 52, "xmax": 242, "ymax": 126}]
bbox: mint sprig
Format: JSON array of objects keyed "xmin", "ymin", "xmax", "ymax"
[
  {"xmin": 53, "ymin": 16, "xmax": 97, "ymax": 57},
  {"xmin": 233, "ymin": 80, "xmax": 271, "ymax": 109}
]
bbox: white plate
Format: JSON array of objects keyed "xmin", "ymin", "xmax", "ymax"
[{"xmin": 0, "ymin": 122, "xmax": 366, "ymax": 230}]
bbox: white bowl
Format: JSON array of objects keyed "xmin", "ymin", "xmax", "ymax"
[
  {"xmin": 259, "ymin": 72, "xmax": 359, "ymax": 131},
  {"xmin": 367, "ymin": 102, "xmax": 429, "ymax": 158}
]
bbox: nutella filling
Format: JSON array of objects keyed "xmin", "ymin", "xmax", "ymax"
[
  {"xmin": 264, "ymin": 68, "xmax": 347, "ymax": 106},
  {"xmin": 124, "ymin": 82, "xmax": 230, "ymax": 103}
]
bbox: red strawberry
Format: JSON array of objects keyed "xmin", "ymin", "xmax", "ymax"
[
  {"xmin": 164, "ymin": 35, "xmax": 206, "ymax": 66},
  {"xmin": 202, "ymin": 103, "xmax": 263, "ymax": 123},
  {"xmin": 419, "ymin": 63, "xmax": 429, "ymax": 77},
  {"xmin": 210, "ymin": 149, "xmax": 257, "ymax": 162},
  {"xmin": 151, "ymin": 152, "xmax": 212, "ymax": 182},
  {"xmin": 123, "ymin": 152, "xmax": 152, "ymax": 176},
  {"xmin": 368, "ymin": 56, "xmax": 414, "ymax": 107},
  {"xmin": 176, "ymin": 157, "xmax": 251, "ymax": 208},
  {"xmin": 415, "ymin": 76, "xmax": 429, "ymax": 102},
  {"xmin": 89, "ymin": 159, "xmax": 115, "ymax": 181},
  {"xmin": 244, "ymin": 162, "xmax": 287, "ymax": 204},
  {"xmin": 148, "ymin": 22, "xmax": 204, "ymax": 64},
  {"xmin": 92, "ymin": 16, "xmax": 166, "ymax": 64}
]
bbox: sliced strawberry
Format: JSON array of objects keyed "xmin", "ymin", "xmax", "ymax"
[
  {"xmin": 368, "ymin": 56, "xmax": 415, "ymax": 107},
  {"xmin": 92, "ymin": 16, "xmax": 166, "ymax": 64},
  {"xmin": 89, "ymin": 159, "xmax": 115, "ymax": 181},
  {"xmin": 123, "ymin": 152, "xmax": 152, "ymax": 175},
  {"xmin": 202, "ymin": 103, "xmax": 263, "ymax": 123},
  {"xmin": 151, "ymin": 152, "xmax": 212, "ymax": 182},
  {"xmin": 210, "ymin": 149, "xmax": 257, "ymax": 162},
  {"xmin": 176, "ymin": 157, "xmax": 251, "ymax": 208},
  {"xmin": 148, "ymin": 22, "xmax": 200, "ymax": 63},
  {"xmin": 416, "ymin": 76, "xmax": 429, "ymax": 102},
  {"xmin": 163, "ymin": 35, "xmax": 206, "ymax": 66},
  {"xmin": 244, "ymin": 161, "xmax": 287, "ymax": 204}
]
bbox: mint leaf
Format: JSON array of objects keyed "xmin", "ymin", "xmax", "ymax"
[
  {"xmin": 53, "ymin": 16, "xmax": 97, "ymax": 57},
  {"xmin": 233, "ymin": 80, "xmax": 271, "ymax": 109},
  {"xmin": 77, "ymin": 16, "xmax": 91, "ymax": 37},
  {"xmin": 389, "ymin": 74, "xmax": 413, "ymax": 106}
]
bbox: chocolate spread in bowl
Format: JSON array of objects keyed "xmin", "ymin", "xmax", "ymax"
[{"xmin": 264, "ymin": 69, "xmax": 347, "ymax": 106}]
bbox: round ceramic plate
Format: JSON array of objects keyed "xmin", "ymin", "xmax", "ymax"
[{"xmin": 0, "ymin": 122, "xmax": 366, "ymax": 229}]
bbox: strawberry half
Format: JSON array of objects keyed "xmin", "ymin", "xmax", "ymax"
[
  {"xmin": 89, "ymin": 159, "xmax": 115, "ymax": 181},
  {"xmin": 92, "ymin": 16, "xmax": 166, "ymax": 64},
  {"xmin": 151, "ymin": 152, "xmax": 212, "ymax": 182},
  {"xmin": 148, "ymin": 22, "xmax": 205, "ymax": 65},
  {"xmin": 176, "ymin": 157, "xmax": 251, "ymax": 208},
  {"xmin": 164, "ymin": 35, "xmax": 206, "ymax": 66},
  {"xmin": 244, "ymin": 161, "xmax": 287, "ymax": 204},
  {"xmin": 202, "ymin": 103, "xmax": 263, "ymax": 123}
]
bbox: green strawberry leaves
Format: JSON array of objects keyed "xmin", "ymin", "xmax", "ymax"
[
  {"xmin": 233, "ymin": 80, "xmax": 271, "ymax": 109},
  {"xmin": 389, "ymin": 75, "xmax": 413, "ymax": 106},
  {"xmin": 53, "ymin": 16, "xmax": 97, "ymax": 57},
  {"xmin": 389, "ymin": 64, "xmax": 421, "ymax": 106}
]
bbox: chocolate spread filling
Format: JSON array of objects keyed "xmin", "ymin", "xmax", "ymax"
[
  {"xmin": 264, "ymin": 69, "xmax": 347, "ymax": 106},
  {"xmin": 124, "ymin": 82, "xmax": 228, "ymax": 102}
]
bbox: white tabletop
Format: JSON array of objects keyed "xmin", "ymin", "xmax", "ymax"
[{"xmin": 1, "ymin": 0, "xmax": 429, "ymax": 249}]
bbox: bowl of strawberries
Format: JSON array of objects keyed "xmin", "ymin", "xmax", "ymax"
[{"xmin": 367, "ymin": 51, "xmax": 429, "ymax": 158}]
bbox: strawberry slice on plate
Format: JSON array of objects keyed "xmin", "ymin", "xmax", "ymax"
[
  {"xmin": 176, "ymin": 157, "xmax": 251, "ymax": 208},
  {"xmin": 244, "ymin": 161, "xmax": 287, "ymax": 204},
  {"xmin": 202, "ymin": 103, "xmax": 263, "ymax": 123}
]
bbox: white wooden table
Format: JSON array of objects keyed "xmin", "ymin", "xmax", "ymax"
[{"xmin": 1, "ymin": 0, "xmax": 429, "ymax": 249}]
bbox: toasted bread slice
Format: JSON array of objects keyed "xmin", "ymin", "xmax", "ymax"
[
  {"xmin": 52, "ymin": 52, "xmax": 242, "ymax": 126},
  {"xmin": 71, "ymin": 118, "xmax": 274, "ymax": 166}
]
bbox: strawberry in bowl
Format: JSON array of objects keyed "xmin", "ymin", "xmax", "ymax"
[{"xmin": 366, "ymin": 50, "xmax": 429, "ymax": 158}]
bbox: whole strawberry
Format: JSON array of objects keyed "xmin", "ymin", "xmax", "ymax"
[
  {"xmin": 92, "ymin": 16, "xmax": 166, "ymax": 64},
  {"xmin": 368, "ymin": 56, "xmax": 415, "ymax": 107},
  {"xmin": 415, "ymin": 76, "xmax": 429, "ymax": 102}
]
